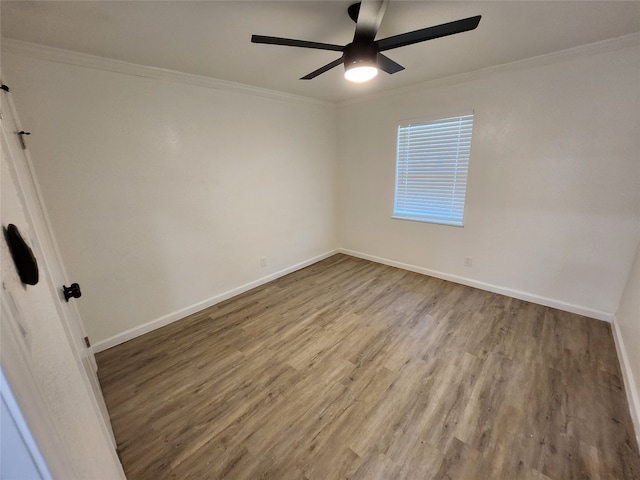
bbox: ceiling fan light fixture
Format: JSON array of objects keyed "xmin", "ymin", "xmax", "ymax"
[
  {"xmin": 343, "ymin": 41, "xmax": 379, "ymax": 83},
  {"xmin": 344, "ymin": 63, "xmax": 378, "ymax": 83},
  {"xmin": 252, "ymin": 1, "xmax": 481, "ymax": 83}
]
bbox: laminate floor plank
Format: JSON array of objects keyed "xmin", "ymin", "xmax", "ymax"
[{"xmin": 97, "ymin": 254, "xmax": 640, "ymax": 479}]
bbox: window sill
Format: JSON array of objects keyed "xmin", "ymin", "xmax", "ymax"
[{"xmin": 391, "ymin": 215, "xmax": 464, "ymax": 227}]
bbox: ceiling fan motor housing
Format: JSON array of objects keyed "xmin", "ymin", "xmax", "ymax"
[{"xmin": 344, "ymin": 42, "xmax": 379, "ymax": 70}]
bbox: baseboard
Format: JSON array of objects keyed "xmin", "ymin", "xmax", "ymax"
[
  {"xmin": 94, "ymin": 247, "xmax": 613, "ymax": 352},
  {"xmin": 611, "ymin": 315, "xmax": 640, "ymax": 451},
  {"xmin": 338, "ymin": 248, "xmax": 613, "ymax": 322},
  {"xmin": 92, "ymin": 249, "xmax": 339, "ymax": 352}
]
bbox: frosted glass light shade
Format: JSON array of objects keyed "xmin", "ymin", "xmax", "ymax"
[{"xmin": 344, "ymin": 65, "xmax": 378, "ymax": 83}]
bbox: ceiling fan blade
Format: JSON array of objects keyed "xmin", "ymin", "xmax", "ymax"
[
  {"xmin": 354, "ymin": 0, "xmax": 389, "ymax": 42},
  {"xmin": 377, "ymin": 15, "xmax": 481, "ymax": 52},
  {"xmin": 301, "ymin": 57, "xmax": 344, "ymax": 80},
  {"xmin": 251, "ymin": 35, "xmax": 344, "ymax": 52},
  {"xmin": 377, "ymin": 53, "xmax": 404, "ymax": 74}
]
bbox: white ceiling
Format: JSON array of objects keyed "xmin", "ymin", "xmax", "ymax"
[{"xmin": 3, "ymin": 1, "xmax": 640, "ymax": 103}]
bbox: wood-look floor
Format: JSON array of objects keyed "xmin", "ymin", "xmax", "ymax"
[{"xmin": 97, "ymin": 254, "xmax": 640, "ymax": 480}]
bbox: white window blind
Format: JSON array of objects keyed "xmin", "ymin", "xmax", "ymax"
[{"xmin": 393, "ymin": 114, "xmax": 474, "ymax": 226}]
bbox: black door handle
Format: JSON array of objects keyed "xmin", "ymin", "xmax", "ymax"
[{"xmin": 63, "ymin": 283, "xmax": 81, "ymax": 302}]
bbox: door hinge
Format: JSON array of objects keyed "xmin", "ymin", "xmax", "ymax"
[
  {"xmin": 84, "ymin": 336, "xmax": 91, "ymax": 348},
  {"xmin": 18, "ymin": 131, "xmax": 31, "ymax": 150}
]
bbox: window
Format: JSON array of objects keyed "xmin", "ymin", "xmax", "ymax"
[{"xmin": 393, "ymin": 114, "xmax": 474, "ymax": 227}]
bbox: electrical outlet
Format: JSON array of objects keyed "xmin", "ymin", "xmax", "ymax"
[
  {"xmin": 260, "ymin": 257, "xmax": 268, "ymax": 267},
  {"xmin": 464, "ymin": 257, "xmax": 473, "ymax": 268}
]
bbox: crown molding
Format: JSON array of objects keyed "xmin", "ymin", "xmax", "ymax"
[
  {"xmin": 3, "ymin": 31, "xmax": 639, "ymax": 108},
  {"xmin": 339, "ymin": 31, "xmax": 640, "ymax": 107},
  {"xmin": 1, "ymin": 38, "xmax": 333, "ymax": 108}
]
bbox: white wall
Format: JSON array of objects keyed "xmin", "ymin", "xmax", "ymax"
[
  {"xmin": 337, "ymin": 42, "xmax": 640, "ymax": 319},
  {"xmin": 3, "ymin": 48, "xmax": 338, "ymax": 346},
  {"xmin": 614, "ymin": 239, "xmax": 640, "ymax": 444},
  {"xmin": 4, "ymin": 37, "xmax": 639, "ymax": 348}
]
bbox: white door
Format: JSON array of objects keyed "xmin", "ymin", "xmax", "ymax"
[{"xmin": 1, "ymin": 87, "xmax": 116, "ymax": 447}]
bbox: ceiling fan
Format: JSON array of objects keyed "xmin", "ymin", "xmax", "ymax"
[{"xmin": 251, "ymin": 0, "xmax": 481, "ymax": 83}]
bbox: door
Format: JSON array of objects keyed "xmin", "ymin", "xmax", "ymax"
[
  {"xmin": 1, "ymin": 368, "xmax": 54, "ymax": 480},
  {"xmin": 1, "ymin": 86, "xmax": 116, "ymax": 447}
]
